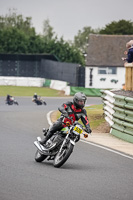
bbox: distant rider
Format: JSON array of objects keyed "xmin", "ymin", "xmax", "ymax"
[
  {"xmin": 32, "ymin": 93, "xmax": 39, "ymax": 103},
  {"xmin": 6, "ymin": 94, "xmax": 12, "ymax": 104},
  {"xmin": 33, "ymin": 93, "xmax": 38, "ymax": 100},
  {"xmin": 40, "ymin": 92, "xmax": 92, "ymax": 145}
]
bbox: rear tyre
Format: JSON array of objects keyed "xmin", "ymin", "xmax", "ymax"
[
  {"xmin": 35, "ymin": 150, "xmax": 47, "ymax": 162},
  {"xmin": 53, "ymin": 142, "xmax": 74, "ymax": 168}
]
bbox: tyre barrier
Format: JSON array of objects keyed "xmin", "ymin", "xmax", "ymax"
[{"xmin": 101, "ymin": 90, "xmax": 133, "ymax": 143}]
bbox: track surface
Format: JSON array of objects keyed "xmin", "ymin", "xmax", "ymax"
[{"xmin": 0, "ymin": 97, "xmax": 133, "ymax": 200}]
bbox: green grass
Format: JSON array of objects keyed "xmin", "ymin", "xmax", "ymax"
[
  {"xmin": 0, "ymin": 86, "xmax": 66, "ymax": 97},
  {"xmin": 85, "ymin": 104, "xmax": 105, "ymax": 129}
]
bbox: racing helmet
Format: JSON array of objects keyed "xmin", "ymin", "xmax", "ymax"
[{"xmin": 73, "ymin": 92, "xmax": 87, "ymax": 109}]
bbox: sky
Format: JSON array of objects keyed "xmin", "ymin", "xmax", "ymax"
[{"xmin": 0, "ymin": 0, "xmax": 133, "ymax": 41}]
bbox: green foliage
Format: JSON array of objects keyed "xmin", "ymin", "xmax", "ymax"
[
  {"xmin": 3, "ymin": 12, "xmax": 133, "ymax": 66},
  {"xmin": 27, "ymin": 35, "xmax": 44, "ymax": 53},
  {"xmin": 74, "ymin": 26, "xmax": 99, "ymax": 55},
  {"xmin": 0, "ymin": 9, "xmax": 35, "ymax": 36},
  {"xmin": 43, "ymin": 19, "xmax": 56, "ymax": 40},
  {"xmin": 42, "ymin": 37, "xmax": 85, "ymax": 65},
  {"xmin": 99, "ymin": 19, "xmax": 133, "ymax": 35},
  {"xmin": 0, "ymin": 28, "xmax": 29, "ymax": 53},
  {"xmin": 0, "ymin": 10, "xmax": 85, "ymax": 65}
]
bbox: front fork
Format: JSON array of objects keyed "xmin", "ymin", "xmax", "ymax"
[{"xmin": 59, "ymin": 133, "xmax": 75, "ymax": 153}]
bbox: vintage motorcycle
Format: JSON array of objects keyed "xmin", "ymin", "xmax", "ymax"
[
  {"xmin": 32, "ymin": 97, "xmax": 47, "ymax": 105},
  {"xmin": 6, "ymin": 96, "xmax": 19, "ymax": 105},
  {"xmin": 34, "ymin": 116, "xmax": 89, "ymax": 168}
]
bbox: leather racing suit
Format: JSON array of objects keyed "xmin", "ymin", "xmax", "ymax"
[{"xmin": 40, "ymin": 101, "xmax": 91, "ymax": 144}]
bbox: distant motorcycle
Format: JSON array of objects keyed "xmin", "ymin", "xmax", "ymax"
[
  {"xmin": 34, "ymin": 115, "xmax": 89, "ymax": 168},
  {"xmin": 6, "ymin": 96, "xmax": 19, "ymax": 105},
  {"xmin": 32, "ymin": 97, "xmax": 47, "ymax": 106}
]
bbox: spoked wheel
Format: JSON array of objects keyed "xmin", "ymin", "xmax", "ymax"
[
  {"xmin": 35, "ymin": 150, "xmax": 47, "ymax": 162},
  {"xmin": 53, "ymin": 143, "xmax": 74, "ymax": 168}
]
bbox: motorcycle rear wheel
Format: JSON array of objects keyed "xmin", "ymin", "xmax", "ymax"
[
  {"xmin": 53, "ymin": 142, "xmax": 74, "ymax": 168},
  {"xmin": 35, "ymin": 150, "xmax": 47, "ymax": 162}
]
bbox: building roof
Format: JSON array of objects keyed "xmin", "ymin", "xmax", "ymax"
[{"xmin": 86, "ymin": 34, "xmax": 133, "ymax": 67}]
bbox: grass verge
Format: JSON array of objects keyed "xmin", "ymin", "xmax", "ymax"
[
  {"xmin": 0, "ymin": 86, "xmax": 66, "ymax": 97},
  {"xmin": 85, "ymin": 104, "xmax": 105, "ymax": 130}
]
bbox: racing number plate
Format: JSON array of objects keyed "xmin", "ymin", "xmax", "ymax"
[{"xmin": 74, "ymin": 125, "xmax": 83, "ymax": 134}]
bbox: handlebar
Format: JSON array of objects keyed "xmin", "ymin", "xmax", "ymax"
[
  {"xmin": 61, "ymin": 113, "xmax": 92, "ymax": 136},
  {"xmin": 61, "ymin": 114, "xmax": 73, "ymax": 123}
]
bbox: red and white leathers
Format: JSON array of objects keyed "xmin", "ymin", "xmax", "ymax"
[
  {"xmin": 40, "ymin": 101, "xmax": 91, "ymax": 145},
  {"xmin": 58, "ymin": 101, "xmax": 91, "ymax": 132}
]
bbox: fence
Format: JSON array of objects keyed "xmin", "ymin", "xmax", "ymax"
[
  {"xmin": 101, "ymin": 90, "xmax": 133, "ymax": 143},
  {"xmin": 125, "ymin": 62, "xmax": 133, "ymax": 91},
  {"xmin": 0, "ymin": 54, "xmax": 85, "ymax": 87}
]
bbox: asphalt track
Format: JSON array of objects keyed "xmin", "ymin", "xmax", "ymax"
[{"xmin": 0, "ymin": 97, "xmax": 133, "ymax": 200}]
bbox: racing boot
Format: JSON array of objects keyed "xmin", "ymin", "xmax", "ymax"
[
  {"xmin": 40, "ymin": 130, "xmax": 53, "ymax": 145},
  {"xmin": 40, "ymin": 119, "xmax": 63, "ymax": 145}
]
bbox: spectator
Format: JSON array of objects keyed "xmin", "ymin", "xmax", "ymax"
[{"xmin": 122, "ymin": 40, "xmax": 133, "ymax": 63}]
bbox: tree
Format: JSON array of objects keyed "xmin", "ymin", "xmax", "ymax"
[
  {"xmin": 99, "ymin": 19, "xmax": 133, "ymax": 35},
  {"xmin": 0, "ymin": 28, "xmax": 29, "ymax": 53},
  {"xmin": 42, "ymin": 19, "xmax": 56, "ymax": 40},
  {"xmin": 0, "ymin": 10, "xmax": 85, "ymax": 65},
  {"xmin": 73, "ymin": 26, "xmax": 98, "ymax": 55},
  {"xmin": 41, "ymin": 19, "xmax": 85, "ymax": 65},
  {"xmin": 0, "ymin": 9, "xmax": 35, "ymax": 35},
  {"xmin": 42, "ymin": 37, "xmax": 85, "ymax": 65}
]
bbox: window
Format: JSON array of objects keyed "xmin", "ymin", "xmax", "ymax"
[
  {"xmin": 108, "ymin": 67, "xmax": 117, "ymax": 74},
  {"xmin": 98, "ymin": 67, "xmax": 117, "ymax": 74}
]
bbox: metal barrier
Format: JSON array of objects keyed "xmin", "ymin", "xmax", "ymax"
[
  {"xmin": 0, "ymin": 53, "xmax": 85, "ymax": 87},
  {"xmin": 101, "ymin": 90, "xmax": 133, "ymax": 143}
]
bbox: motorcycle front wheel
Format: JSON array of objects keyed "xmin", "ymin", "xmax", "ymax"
[
  {"xmin": 35, "ymin": 150, "xmax": 47, "ymax": 162},
  {"xmin": 53, "ymin": 142, "xmax": 74, "ymax": 168}
]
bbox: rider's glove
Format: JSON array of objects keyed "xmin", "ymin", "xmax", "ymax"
[
  {"xmin": 63, "ymin": 112, "xmax": 69, "ymax": 118},
  {"xmin": 84, "ymin": 133, "xmax": 88, "ymax": 138}
]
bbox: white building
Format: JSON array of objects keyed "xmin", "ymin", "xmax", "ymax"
[
  {"xmin": 85, "ymin": 34, "xmax": 133, "ymax": 89},
  {"xmin": 85, "ymin": 66, "xmax": 125, "ymax": 89}
]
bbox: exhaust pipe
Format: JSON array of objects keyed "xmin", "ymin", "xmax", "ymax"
[
  {"xmin": 34, "ymin": 140, "xmax": 57, "ymax": 151},
  {"xmin": 34, "ymin": 141, "xmax": 58, "ymax": 156},
  {"xmin": 34, "ymin": 141, "xmax": 44, "ymax": 151}
]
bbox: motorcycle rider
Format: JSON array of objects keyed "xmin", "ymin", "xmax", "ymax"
[
  {"xmin": 32, "ymin": 93, "xmax": 39, "ymax": 103},
  {"xmin": 6, "ymin": 94, "xmax": 12, "ymax": 104},
  {"xmin": 40, "ymin": 92, "xmax": 92, "ymax": 145},
  {"xmin": 33, "ymin": 93, "xmax": 38, "ymax": 100}
]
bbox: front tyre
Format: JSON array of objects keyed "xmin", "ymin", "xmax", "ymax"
[
  {"xmin": 53, "ymin": 142, "xmax": 74, "ymax": 168},
  {"xmin": 35, "ymin": 150, "xmax": 47, "ymax": 162}
]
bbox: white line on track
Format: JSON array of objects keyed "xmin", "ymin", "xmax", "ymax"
[
  {"xmin": 81, "ymin": 139, "xmax": 133, "ymax": 160},
  {"xmin": 47, "ymin": 110, "xmax": 55, "ymax": 126}
]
